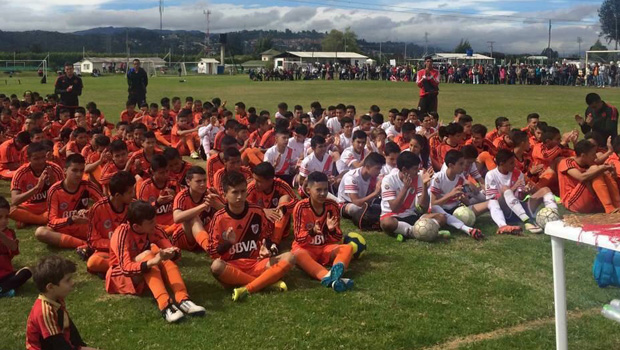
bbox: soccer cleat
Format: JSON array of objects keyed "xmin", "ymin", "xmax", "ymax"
[
  {"xmin": 269, "ymin": 280, "xmax": 288, "ymax": 292},
  {"xmin": 496, "ymin": 225, "xmax": 523, "ymax": 236},
  {"xmin": 0, "ymin": 288, "xmax": 15, "ymax": 298},
  {"xmin": 341, "ymin": 278, "xmax": 354, "ymax": 290},
  {"xmin": 162, "ymin": 304, "xmax": 185, "ymax": 323},
  {"xmin": 75, "ymin": 245, "xmax": 93, "ymax": 261},
  {"xmin": 190, "ymin": 151, "xmax": 200, "ymax": 159},
  {"xmin": 232, "ymin": 287, "xmax": 249, "ymax": 302},
  {"xmin": 15, "ymin": 221, "xmax": 25, "ymax": 229},
  {"xmin": 468, "ymin": 228, "xmax": 484, "ymax": 240},
  {"xmin": 396, "ymin": 234, "xmax": 405, "ymax": 242},
  {"xmin": 438, "ymin": 230, "xmax": 451, "ymax": 238},
  {"xmin": 525, "ymin": 222, "xmax": 543, "ymax": 234},
  {"xmin": 554, "ymin": 195, "xmax": 561, "ymax": 204},
  {"xmin": 321, "ymin": 262, "xmax": 345, "ymax": 288},
  {"xmin": 178, "ymin": 299, "xmax": 206, "ymax": 316}
]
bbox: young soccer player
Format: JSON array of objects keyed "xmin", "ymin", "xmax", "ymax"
[
  {"xmin": 292, "ymin": 171, "xmax": 355, "ymax": 292},
  {"xmin": 11, "ymin": 142, "xmax": 64, "ymax": 227},
  {"xmin": 87, "ymin": 171, "xmax": 135, "ymax": 275},
  {"xmin": 212, "ymin": 147, "xmax": 253, "ymax": 195},
  {"xmin": 27, "ymin": 256, "xmax": 96, "ymax": 350},
  {"xmin": 485, "ymin": 149, "xmax": 557, "ymax": 234},
  {"xmin": 382, "ymin": 141, "xmax": 401, "ymax": 175},
  {"xmin": 163, "ymin": 147, "xmax": 192, "ymax": 187},
  {"xmin": 393, "ymin": 122, "xmax": 416, "ymax": 151},
  {"xmin": 430, "ymin": 150, "xmax": 486, "ymax": 240},
  {"xmin": 138, "ymin": 155, "xmax": 179, "ymax": 230},
  {"xmin": 437, "ymin": 123, "xmax": 465, "ymax": 165},
  {"xmin": 336, "ymin": 130, "xmax": 368, "ymax": 174},
  {"xmin": 191, "ymin": 171, "xmax": 295, "ymax": 301},
  {"xmin": 247, "ymin": 162, "xmax": 298, "ymax": 244},
  {"xmin": 380, "ymin": 152, "xmax": 445, "ymax": 239},
  {"xmin": 100, "ymin": 139, "xmax": 143, "ymax": 192},
  {"xmin": 171, "ymin": 111, "xmax": 200, "ymax": 159},
  {"xmin": 35, "ymin": 154, "xmax": 103, "ymax": 249},
  {"xmin": 107, "ymin": 201, "xmax": 206, "ymax": 322},
  {"xmin": 386, "ymin": 112, "xmax": 405, "ymax": 140},
  {"xmin": 522, "ymin": 113, "xmax": 539, "ymax": 139},
  {"xmin": 532, "ymin": 126, "xmax": 577, "ymax": 191},
  {"xmin": 206, "ymin": 135, "xmax": 237, "ymax": 188},
  {"xmin": 467, "ymin": 124, "xmax": 498, "ymax": 173},
  {"xmin": 173, "ymin": 166, "xmax": 219, "ymax": 251},
  {"xmin": 0, "ymin": 131, "xmax": 30, "ymax": 180},
  {"xmin": 0, "ymin": 196, "xmax": 31, "ymax": 297},
  {"xmin": 65, "ymin": 127, "xmax": 89, "ymax": 157},
  {"xmin": 264, "ymin": 127, "xmax": 297, "ymax": 185},
  {"xmin": 559, "ymin": 140, "xmax": 620, "ymax": 214},
  {"xmin": 299, "ymin": 135, "xmax": 337, "ymax": 193},
  {"xmin": 486, "ymin": 117, "xmax": 511, "ymax": 143},
  {"xmin": 338, "ymin": 152, "xmax": 386, "ymax": 229},
  {"xmin": 336, "ymin": 117, "xmax": 354, "ymax": 153},
  {"xmin": 129, "ymin": 130, "xmax": 162, "ymax": 177}
]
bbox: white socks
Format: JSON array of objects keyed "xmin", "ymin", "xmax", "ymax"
[
  {"xmin": 432, "ymin": 205, "xmax": 471, "ymax": 233},
  {"xmin": 542, "ymin": 192, "xmax": 558, "ymax": 210},
  {"xmin": 488, "ymin": 200, "xmax": 507, "ymax": 227},
  {"xmin": 503, "ymin": 189, "xmax": 529, "ymax": 222},
  {"xmin": 395, "ymin": 221, "xmax": 412, "ymax": 236}
]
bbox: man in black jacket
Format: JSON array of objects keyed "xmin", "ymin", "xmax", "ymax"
[
  {"xmin": 54, "ymin": 63, "xmax": 83, "ymax": 117},
  {"xmin": 127, "ymin": 59, "xmax": 148, "ymax": 105},
  {"xmin": 575, "ymin": 92, "xmax": 618, "ymax": 142}
]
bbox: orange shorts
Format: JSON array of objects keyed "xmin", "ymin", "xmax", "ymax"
[
  {"xmin": 227, "ymin": 258, "xmax": 270, "ymax": 277},
  {"xmin": 563, "ymin": 183, "xmax": 602, "ymax": 213},
  {"xmin": 170, "ymin": 225, "xmax": 199, "ymax": 251},
  {"xmin": 292, "ymin": 244, "xmax": 341, "ymax": 266},
  {"xmin": 57, "ymin": 223, "xmax": 88, "ymax": 240}
]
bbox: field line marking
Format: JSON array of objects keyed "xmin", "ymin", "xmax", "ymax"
[{"xmin": 421, "ymin": 308, "xmax": 599, "ymax": 350}]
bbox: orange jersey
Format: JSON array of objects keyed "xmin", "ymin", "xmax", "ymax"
[
  {"xmin": 514, "ymin": 152, "xmax": 534, "ymax": 177},
  {"xmin": 207, "ymin": 203, "xmax": 273, "ymax": 260},
  {"xmin": 247, "ymin": 177, "xmax": 298, "ymax": 211},
  {"xmin": 168, "ymin": 161, "xmax": 192, "ymax": 188},
  {"xmin": 120, "ymin": 109, "xmax": 138, "ymax": 123},
  {"xmin": 213, "ymin": 130, "xmax": 226, "ymax": 151},
  {"xmin": 485, "ymin": 129, "xmax": 500, "ymax": 143},
  {"xmin": 236, "ymin": 113, "xmax": 249, "ymax": 126},
  {"xmin": 212, "ymin": 166, "xmax": 252, "ymax": 194},
  {"xmin": 0, "ymin": 139, "xmax": 22, "ymax": 168},
  {"xmin": 137, "ymin": 178, "xmax": 180, "ymax": 226},
  {"xmin": 173, "ymin": 188, "xmax": 214, "ymax": 226},
  {"xmin": 521, "ymin": 126, "xmax": 534, "ymax": 139},
  {"xmin": 108, "ymin": 223, "xmax": 173, "ymax": 277},
  {"xmin": 292, "ymin": 198, "xmax": 342, "ymax": 250},
  {"xmin": 0, "ymin": 119, "xmax": 19, "ymax": 137},
  {"xmin": 80, "ymin": 144, "xmax": 95, "ymax": 159},
  {"xmin": 126, "ymin": 141, "xmax": 141, "ymax": 154},
  {"xmin": 171, "ymin": 125, "xmax": 196, "ymax": 146},
  {"xmin": 558, "ymin": 158, "xmax": 587, "ymax": 208},
  {"xmin": 88, "ymin": 197, "xmax": 128, "ymax": 252},
  {"xmin": 493, "ymin": 135, "xmax": 513, "ymax": 151},
  {"xmin": 65, "ymin": 140, "xmax": 86, "ymax": 156},
  {"xmin": 128, "ymin": 148, "xmax": 162, "ymax": 177},
  {"xmin": 393, "ymin": 134, "xmax": 410, "ymax": 151},
  {"xmin": 532, "ymin": 143, "xmax": 575, "ymax": 168},
  {"xmin": 100, "ymin": 161, "xmax": 142, "ymax": 186},
  {"xmin": 259, "ymin": 129, "xmax": 276, "ymax": 149},
  {"xmin": 0, "ymin": 227, "xmax": 17, "ymax": 279},
  {"xmin": 465, "ymin": 138, "xmax": 498, "ymax": 156},
  {"xmin": 11, "ymin": 162, "xmax": 64, "ymax": 213},
  {"xmin": 206, "ymin": 154, "xmax": 225, "ymax": 188},
  {"xmin": 247, "ymin": 130, "xmax": 265, "ymax": 148},
  {"xmin": 47, "ymin": 180, "xmax": 103, "ymax": 232},
  {"xmin": 437, "ymin": 141, "xmax": 462, "ymax": 165}
]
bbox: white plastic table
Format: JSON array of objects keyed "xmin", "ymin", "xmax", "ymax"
[{"xmin": 545, "ymin": 220, "xmax": 620, "ymax": 350}]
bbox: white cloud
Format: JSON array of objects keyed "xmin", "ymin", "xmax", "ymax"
[{"xmin": 0, "ymin": 0, "xmax": 603, "ymax": 54}]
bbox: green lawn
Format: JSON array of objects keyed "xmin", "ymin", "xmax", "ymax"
[{"xmin": 2, "ymin": 74, "xmax": 620, "ymax": 350}]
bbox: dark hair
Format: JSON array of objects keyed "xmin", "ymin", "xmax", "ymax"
[
  {"xmin": 16, "ymin": 131, "xmax": 31, "ymax": 146},
  {"xmin": 494, "ymin": 149, "xmax": 515, "ymax": 166},
  {"xmin": 306, "ymin": 171, "xmax": 328, "ymax": 186},
  {"xmin": 397, "ymin": 151, "xmax": 420, "ymax": 171},
  {"xmin": 384, "ymin": 141, "xmax": 401, "ymax": 155},
  {"xmin": 26, "ymin": 142, "xmax": 46, "ymax": 157},
  {"xmin": 369, "ymin": 105, "xmax": 380, "ymax": 113},
  {"xmin": 340, "ymin": 117, "xmax": 354, "ymax": 128},
  {"xmin": 221, "ymin": 135, "xmax": 238, "ymax": 148},
  {"xmin": 445, "ymin": 123, "xmax": 464, "ymax": 136},
  {"xmin": 402, "ymin": 122, "xmax": 416, "ymax": 133},
  {"xmin": 371, "ymin": 113, "xmax": 384, "ymax": 125},
  {"xmin": 411, "ymin": 134, "xmax": 430, "ymax": 168},
  {"xmin": 275, "ymin": 127, "xmax": 290, "ymax": 137},
  {"xmin": 363, "ymin": 152, "xmax": 386, "ymax": 167},
  {"xmin": 360, "ymin": 115, "xmax": 372, "ymax": 124},
  {"xmin": 235, "ymin": 102, "xmax": 246, "ymax": 110},
  {"xmin": 461, "ymin": 145, "xmax": 479, "ymax": 159},
  {"xmin": 541, "ymin": 126, "xmax": 560, "ymax": 143},
  {"xmin": 253, "ymin": 162, "xmax": 275, "ymax": 179},
  {"xmin": 510, "ymin": 129, "xmax": 529, "ymax": 146},
  {"xmin": 575, "ymin": 139, "xmax": 597, "ymax": 156},
  {"xmin": 33, "ymin": 255, "xmax": 77, "ymax": 292},
  {"xmin": 584, "ymin": 131, "xmax": 606, "ymax": 148},
  {"xmin": 224, "ymin": 119, "xmax": 239, "ymax": 130},
  {"xmin": 458, "ymin": 114, "xmax": 473, "ymax": 125},
  {"xmin": 454, "ymin": 108, "xmax": 467, "ymax": 116},
  {"xmin": 294, "ymin": 124, "xmax": 308, "ymax": 136},
  {"xmin": 352, "ymin": 130, "xmax": 367, "ymax": 142},
  {"xmin": 222, "ymin": 171, "xmax": 247, "ymax": 192},
  {"xmin": 586, "ymin": 93, "xmax": 601, "ymax": 105},
  {"xmin": 277, "ymin": 102, "xmax": 288, "ymax": 110},
  {"xmin": 71, "ymin": 127, "xmax": 87, "ymax": 138},
  {"xmin": 0, "ymin": 195, "xmax": 10, "ymax": 211},
  {"xmin": 526, "ymin": 113, "xmax": 540, "ymax": 122},
  {"xmin": 150, "ymin": 154, "xmax": 168, "ymax": 172},
  {"xmin": 310, "ymin": 135, "xmax": 326, "ymax": 148},
  {"xmin": 257, "ymin": 115, "xmax": 270, "ymax": 126},
  {"xmin": 223, "ymin": 147, "xmax": 241, "ymax": 161},
  {"xmin": 128, "ymin": 200, "xmax": 156, "ymax": 225},
  {"xmin": 444, "ymin": 150, "xmax": 464, "ymax": 166},
  {"xmin": 109, "ymin": 171, "xmax": 136, "ymax": 196},
  {"xmin": 471, "ymin": 124, "xmax": 488, "ymax": 136},
  {"xmin": 186, "ymin": 166, "xmax": 206, "ymax": 181},
  {"xmin": 494, "ymin": 117, "xmax": 509, "ymax": 129},
  {"xmin": 110, "ymin": 139, "xmax": 128, "ymax": 154},
  {"xmin": 163, "ymin": 147, "xmax": 181, "ymax": 160},
  {"xmin": 65, "ymin": 153, "xmax": 85, "ymax": 168},
  {"xmin": 313, "ymin": 123, "xmax": 329, "ymax": 137},
  {"xmin": 536, "ymin": 121, "xmax": 548, "ymax": 131}
]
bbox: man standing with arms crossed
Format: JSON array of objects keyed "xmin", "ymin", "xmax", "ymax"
[
  {"xmin": 54, "ymin": 63, "xmax": 83, "ymax": 118},
  {"xmin": 127, "ymin": 59, "xmax": 148, "ymax": 105},
  {"xmin": 416, "ymin": 56, "xmax": 440, "ymax": 115}
]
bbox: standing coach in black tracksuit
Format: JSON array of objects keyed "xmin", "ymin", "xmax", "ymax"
[
  {"xmin": 127, "ymin": 59, "xmax": 148, "ymax": 105},
  {"xmin": 54, "ymin": 62, "xmax": 83, "ymax": 117}
]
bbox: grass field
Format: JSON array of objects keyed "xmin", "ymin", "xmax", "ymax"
[{"xmin": 2, "ymin": 74, "xmax": 620, "ymax": 350}]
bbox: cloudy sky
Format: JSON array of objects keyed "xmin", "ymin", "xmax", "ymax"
[{"xmin": 0, "ymin": 0, "xmax": 608, "ymax": 53}]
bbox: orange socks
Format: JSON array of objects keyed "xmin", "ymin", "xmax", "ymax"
[
  {"xmin": 59, "ymin": 234, "xmax": 86, "ymax": 248},
  {"xmin": 86, "ymin": 252, "xmax": 109, "ymax": 273},
  {"xmin": 333, "ymin": 244, "xmax": 353, "ymax": 269},
  {"xmin": 160, "ymin": 260, "xmax": 189, "ymax": 303},
  {"xmin": 186, "ymin": 137, "xmax": 196, "ymax": 153},
  {"xmin": 272, "ymin": 214, "xmax": 290, "ymax": 244},
  {"xmin": 604, "ymin": 172, "xmax": 620, "ymax": 209},
  {"xmin": 195, "ymin": 231, "xmax": 210, "ymax": 252},
  {"xmin": 592, "ymin": 173, "xmax": 618, "ymax": 213},
  {"xmin": 294, "ymin": 249, "xmax": 328, "ymax": 280},
  {"xmin": 246, "ymin": 259, "xmax": 293, "ymax": 294},
  {"xmin": 144, "ymin": 264, "xmax": 170, "ymax": 310},
  {"xmin": 216, "ymin": 264, "xmax": 255, "ymax": 286},
  {"xmin": 9, "ymin": 208, "xmax": 48, "ymax": 225}
]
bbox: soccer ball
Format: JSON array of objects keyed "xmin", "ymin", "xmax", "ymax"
[
  {"xmin": 453, "ymin": 206, "xmax": 476, "ymax": 227},
  {"xmin": 412, "ymin": 218, "xmax": 440, "ymax": 242},
  {"xmin": 536, "ymin": 207, "xmax": 561, "ymax": 230},
  {"xmin": 344, "ymin": 232, "xmax": 367, "ymax": 259}
]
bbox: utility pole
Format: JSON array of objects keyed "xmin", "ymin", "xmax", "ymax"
[
  {"xmin": 159, "ymin": 0, "xmax": 164, "ymax": 32},
  {"xmin": 404, "ymin": 42, "xmax": 407, "ymax": 62},
  {"xmin": 577, "ymin": 37, "xmax": 583, "ymax": 58},
  {"xmin": 204, "ymin": 10, "xmax": 211, "ymax": 54},
  {"xmin": 547, "ymin": 20, "xmax": 552, "ymax": 50},
  {"xmin": 487, "ymin": 41, "xmax": 495, "ymax": 58},
  {"xmin": 424, "ymin": 32, "xmax": 429, "ymax": 56}
]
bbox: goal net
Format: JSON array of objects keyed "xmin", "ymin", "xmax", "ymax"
[{"xmin": 585, "ymin": 50, "xmax": 620, "ymax": 68}]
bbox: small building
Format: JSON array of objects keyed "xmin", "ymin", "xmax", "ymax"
[
  {"xmin": 273, "ymin": 51, "xmax": 369, "ymax": 70},
  {"xmin": 197, "ymin": 58, "xmax": 220, "ymax": 75},
  {"xmin": 240, "ymin": 60, "xmax": 268, "ymax": 69},
  {"xmin": 261, "ymin": 49, "xmax": 281, "ymax": 62},
  {"xmin": 74, "ymin": 57, "xmax": 166, "ymax": 74},
  {"xmin": 429, "ymin": 53, "xmax": 496, "ymax": 65}
]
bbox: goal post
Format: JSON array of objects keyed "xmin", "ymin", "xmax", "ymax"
[{"xmin": 585, "ymin": 50, "xmax": 620, "ymax": 68}]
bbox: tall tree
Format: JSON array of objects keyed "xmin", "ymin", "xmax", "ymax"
[
  {"xmin": 321, "ymin": 28, "xmax": 361, "ymax": 52},
  {"xmin": 454, "ymin": 39, "xmax": 472, "ymax": 53},
  {"xmin": 599, "ymin": 0, "xmax": 620, "ymax": 48},
  {"xmin": 590, "ymin": 38, "xmax": 609, "ymax": 51},
  {"xmin": 254, "ymin": 37, "xmax": 274, "ymax": 55}
]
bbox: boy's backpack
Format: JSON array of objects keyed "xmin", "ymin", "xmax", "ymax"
[{"xmin": 592, "ymin": 248, "xmax": 620, "ymax": 288}]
